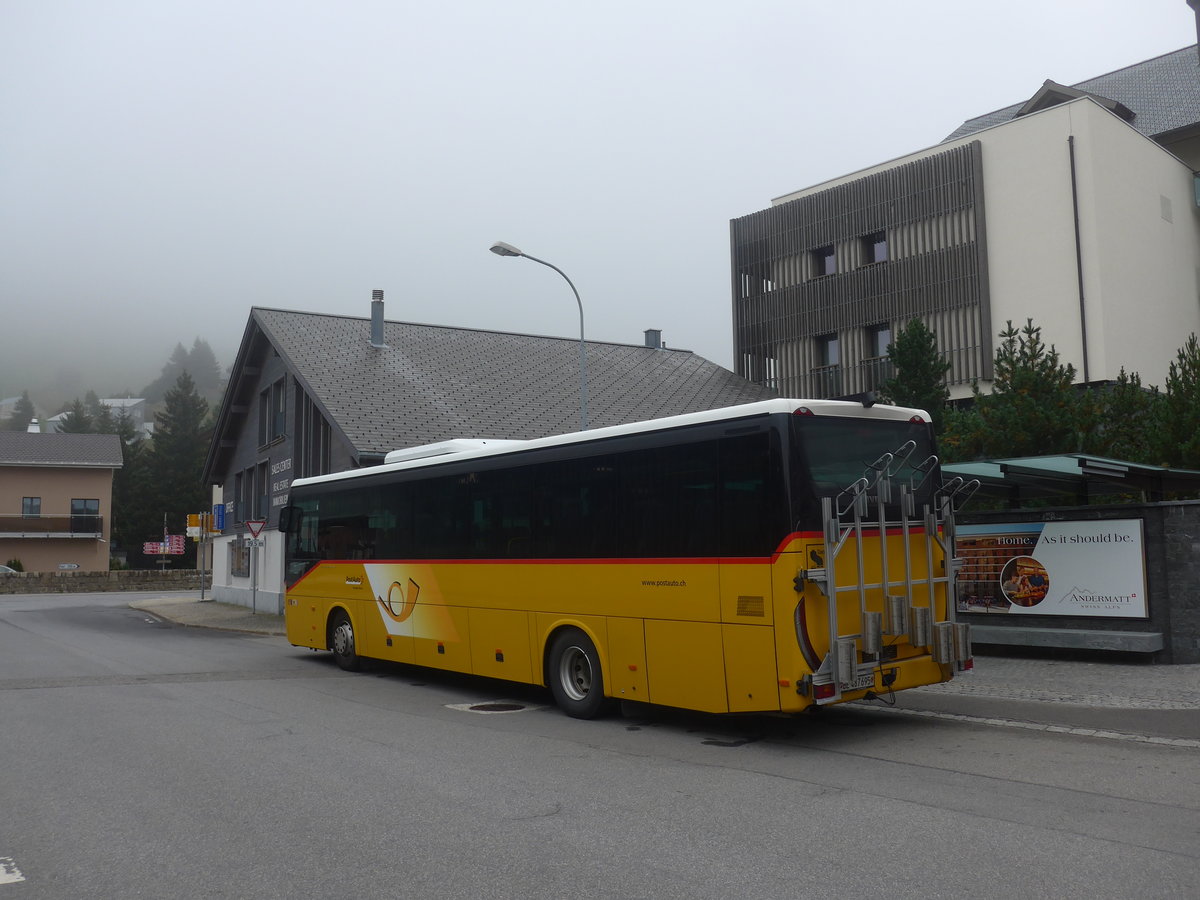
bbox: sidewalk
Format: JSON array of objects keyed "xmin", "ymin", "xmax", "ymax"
[
  {"xmin": 129, "ymin": 596, "xmax": 286, "ymax": 636},
  {"xmin": 129, "ymin": 596, "xmax": 1200, "ymax": 712},
  {"xmin": 915, "ymin": 653, "xmax": 1200, "ymax": 711}
]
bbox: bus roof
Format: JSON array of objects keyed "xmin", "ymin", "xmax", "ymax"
[{"xmin": 291, "ymin": 398, "xmax": 929, "ymax": 489}]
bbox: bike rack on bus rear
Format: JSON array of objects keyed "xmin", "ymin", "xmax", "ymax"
[{"xmin": 799, "ymin": 441, "xmax": 980, "ymax": 704}]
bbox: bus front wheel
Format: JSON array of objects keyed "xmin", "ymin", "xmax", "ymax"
[
  {"xmin": 548, "ymin": 628, "xmax": 609, "ymax": 719},
  {"xmin": 329, "ymin": 610, "xmax": 360, "ymax": 671}
]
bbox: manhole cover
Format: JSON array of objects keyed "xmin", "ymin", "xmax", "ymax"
[
  {"xmin": 447, "ymin": 700, "xmax": 542, "ymax": 714},
  {"xmin": 447, "ymin": 700, "xmax": 544, "ymax": 714}
]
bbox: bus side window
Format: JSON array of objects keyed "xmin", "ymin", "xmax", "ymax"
[
  {"xmin": 533, "ymin": 456, "xmax": 617, "ymax": 558},
  {"xmin": 620, "ymin": 442, "xmax": 718, "ymax": 558},
  {"xmin": 719, "ymin": 432, "xmax": 783, "ymax": 557},
  {"xmin": 412, "ymin": 476, "xmax": 470, "ymax": 559},
  {"xmin": 469, "ymin": 467, "xmax": 533, "ymax": 559}
]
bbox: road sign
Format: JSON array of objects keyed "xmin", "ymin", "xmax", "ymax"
[
  {"xmin": 247, "ymin": 538, "xmax": 265, "ymax": 548},
  {"xmin": 143, "ymin": 535, "xmax": 185, "ymax": 555},
  {"xmin": 246, "ymin": 520, "xmax": 267, "ymax": 538}
]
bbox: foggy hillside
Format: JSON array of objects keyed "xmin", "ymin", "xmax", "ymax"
[{"xmin": 0, "ymin": 338, "xmax": 232, "ymax": 422}]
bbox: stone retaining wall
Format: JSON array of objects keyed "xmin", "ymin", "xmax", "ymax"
[{"xmin": 0, "ymin": 569, "xmax": 204, "ymax": 594}]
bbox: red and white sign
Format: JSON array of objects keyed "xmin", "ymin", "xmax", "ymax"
[
  {"xmin": 143, "ymin": 535, "xmax": 186, "ymax": 556},
  {"xmin": 246, "ymin": 520, "xmax": 267, "ymax": 538}
]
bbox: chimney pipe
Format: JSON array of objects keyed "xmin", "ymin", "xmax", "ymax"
[
  {"xmin": 26, "ymin": 418, "xmax": 40, "ymax": 434},
  {"xmin": 644, "ymin": 329, "xmax": 662, "ymax": 350},
  {"xmin": 370, "ymin": 289, "xmax": 388, "ymax": 349}
]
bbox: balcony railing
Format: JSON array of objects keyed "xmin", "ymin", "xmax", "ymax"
[
  {"xmin": 860, "ymin": 356, "xmax": 894, "ymax": 392},
  {"xmin": 808, "ymin": 364, "xmax": 843, "ymax": 398},
  {"xmin": 0, "ymin": 514, "xmax": 104, "ymax": 538}
]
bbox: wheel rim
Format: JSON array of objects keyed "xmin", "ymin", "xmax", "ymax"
[
  {"xmin": 557, "ymin": 644, "xmax": 592, "ymax": 702},
  {"xmin": 332, "ymin": 620, "xmax": 354, "ymax": 658}
]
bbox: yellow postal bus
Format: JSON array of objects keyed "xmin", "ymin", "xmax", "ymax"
[{"xmin": 280, "ymin": 398, "xmax": 974, "ymax": 718}]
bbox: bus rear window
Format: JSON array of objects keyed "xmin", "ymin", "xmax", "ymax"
[{"xmin": 789, "ymin": 416, "xmax": 938, "ymax": 526}]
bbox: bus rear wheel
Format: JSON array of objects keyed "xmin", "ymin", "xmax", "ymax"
[
  {"xmin": 329, "ymin": 610, "xmax": 360, "ymax": 671},
  {"xmin": 548, "ymin": 628, "xmax": 609, "ymax": 719}
]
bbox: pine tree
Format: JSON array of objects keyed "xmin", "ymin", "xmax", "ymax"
[
  {"xmin": 84, "ymin": 390, "xmax": 104, "ymax": 419},
  {"xmin": 57, "ymin": 398, "xmax": 94, "ymax": 433},
  {"xmin": 1151, "ymin": 334, "xmax": 1200, "ymax": 468},
  {"xmin": 92, "ymin": 403, "xmax": 117, "ymax": 434},
  {"xmin": 878, "ymin": 319, "xmax": 951, "ymax": 430},
  {"xmin": 938, "ymin": 403, "xmax": 985, "ymax": 463},
  {"xmin": 110, "ymin": 410, "xmax": 152, "ymax": 559},
  {"xmin": 85, "ymin": 391, "xmax": 117, "ymax": 434},
  {"xmin": 1079, "ymin": 369, "xmax": 1159, "ymax": 463},
  {"xmin": 187, "ymin": 338, "xmax": 223, "ymax": 394},
  {"xmin": 3, "ymin": 391, "xmax": 35, "ymax": 431},
  {"xmin": 146, "ymin": 372, "xmax": 211, "ymax": 567},
  {"xmin": 143, "ymin": 342, "xmax": 191, "ymax": 404},
  {"xmin": 943, "ymin": 320, "xmax": 1080, "ymax": 460}
]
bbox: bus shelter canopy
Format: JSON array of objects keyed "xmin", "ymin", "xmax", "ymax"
[{"xmin": 942, "ymin": 454, "xmax": 1200, "ymax": 507}]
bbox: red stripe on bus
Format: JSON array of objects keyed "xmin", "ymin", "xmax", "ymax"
[{"xmin": 286, "ymin": 527, "xmax": 932, "ymax": 587}]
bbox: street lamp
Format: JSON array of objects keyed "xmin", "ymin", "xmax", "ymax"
[{"xmin": 489, "ymin": 241, "xmax": 588, "ymax": 431}]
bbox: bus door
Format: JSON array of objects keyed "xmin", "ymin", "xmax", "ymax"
[{"xmin": 799, "ymin": 442, "xmax": 978, "ymax": 704}]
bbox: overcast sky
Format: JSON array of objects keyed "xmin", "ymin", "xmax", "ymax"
[{"xmin": 2, "ymin": 0, "xmax": 1195, "ymax": 398}]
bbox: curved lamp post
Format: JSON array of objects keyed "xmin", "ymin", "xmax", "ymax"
[{"xmin": 489, "ymin": 241, "xmax": 588, "ymax": 431}]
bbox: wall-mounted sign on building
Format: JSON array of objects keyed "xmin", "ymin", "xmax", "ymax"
[{"xmin": 955, "ymin": 519, "xmax": 1147, "ymax": 619}]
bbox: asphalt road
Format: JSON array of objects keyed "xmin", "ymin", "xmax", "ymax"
[{"xmin": 1, "ymin": 591, "xmax": 1198, "ymax": 899}]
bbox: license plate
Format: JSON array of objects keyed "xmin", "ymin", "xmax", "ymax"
[{"xmin": 841, "ymin": 671, "xmax": 875, "ymax": 691}]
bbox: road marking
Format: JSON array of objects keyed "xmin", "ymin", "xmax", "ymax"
[
  {"xmin": 0, "ymin": 857, "xmax": 25, "ymax": 885},
  {"xmin": 861, "ymin": 704, "xmax": 1200, "ymax": 749}
]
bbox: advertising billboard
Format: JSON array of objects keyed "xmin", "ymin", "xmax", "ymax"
[{"xmin": 955, "ymin": 519, "xmax": 1147, "ymax": 618}]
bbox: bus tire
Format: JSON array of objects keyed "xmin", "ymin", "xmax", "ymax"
[
  {"xmin": 547, "ymin": 628, "xmax": 609, "ymax": 719},
  {"xmin": 329, "ymin": 610, "xmax": 360, "ymax": 671}
]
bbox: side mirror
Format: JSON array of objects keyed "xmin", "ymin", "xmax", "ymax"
[{"xmin": 278, "ymin": 505, "xmax": 302, "ymax": 534}]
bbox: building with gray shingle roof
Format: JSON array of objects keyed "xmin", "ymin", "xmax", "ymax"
[
  {"xmin": 0, "ymin": 432, "xmax": 123, "ymax": 468},
  {"xmin": 0, "ymin": 432, "xmax": 122, "ymax": 572},
  {"xmin": 202, "ymin": 301, "xmax": 775, "ymax": 610},
  {"xmin": 943, "ymin": 45, "xmax": 1200, "ymax": 166}
]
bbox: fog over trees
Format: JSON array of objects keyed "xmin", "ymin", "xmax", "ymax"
[{"xmin": 3, "ymin": 341, "xmax": 222, "ymax": 569}]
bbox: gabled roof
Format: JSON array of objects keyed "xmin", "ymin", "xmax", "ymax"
[
  {"xmin": 1014, "ymin": 79, "xmax": 1134, "ymax": 122},
  {"xmin": 0, "ymin": 432, "xmax": 123, "ymax": 468},
  {"xmin": 944, "ymin": 45, "xmax": 1200, "ymax": 142},
  {"xmin": 205, "ymin": 307, "xmax": 774, "ymax": 480}
]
